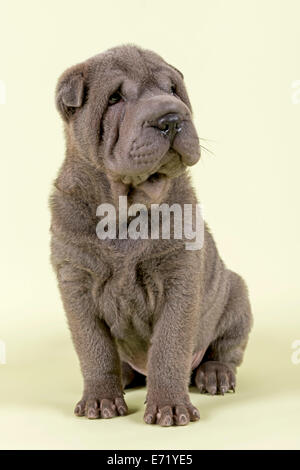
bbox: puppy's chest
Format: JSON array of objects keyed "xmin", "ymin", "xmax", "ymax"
[{"xmin": 95, "ymin": 260, "xmax": 164, "ymax": 343}]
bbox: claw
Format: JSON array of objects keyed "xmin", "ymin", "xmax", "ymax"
[
  {"xmin": 207, "ymin": 385, "xmax": 217, "ymax": 395},
  {"xmin": 160, "ymin": 415, "xmax": 172, "ymax": 426},
  {"xmin": 144, "ymin": 414, "xmax": 153, "ymax": 424},
  {"xmin": 192, "ymin": 409, "xmax": 200, "ymax": 420},
  {"xmin": 87, "ymin": 408, "xmax": 99, "ymax": 419}
]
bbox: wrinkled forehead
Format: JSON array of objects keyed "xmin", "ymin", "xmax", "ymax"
[{"xmin": 88, "ymin": 48, "xmax": 178, "ymax": 96}]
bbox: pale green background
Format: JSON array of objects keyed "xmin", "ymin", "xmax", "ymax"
[{"xmin": 0, "ymin": 0, "xmax": 299, "ymax": 450}]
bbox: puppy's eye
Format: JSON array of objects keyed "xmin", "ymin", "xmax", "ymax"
[
  {"xmin": 170, "ymin": 85, "xmax": 177, "ymax": 95},
  {"xmin": 108, "ymin": 91, "xmax": 122, "ymax": 105}
]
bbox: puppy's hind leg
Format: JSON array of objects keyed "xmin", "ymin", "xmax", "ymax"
[{"xmin": 195, "ymin": 271, "xmax": 253, "ymax": 395}]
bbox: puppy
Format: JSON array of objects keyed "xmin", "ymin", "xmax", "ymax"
[{"xmin": 50, "ymin": 45, "xmax": 252, "ymax": 426}]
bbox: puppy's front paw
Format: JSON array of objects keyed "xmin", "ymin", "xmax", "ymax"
[
  {"xmin": 74, "ymin": 396, "xmax": 128, "ymax": 419},
  {"xmin": 195, "ymin": 361, "xmax": 236, "ymax": 395},
  {"xmin": 144, "ymin": 400, "xmax": 200, "ymax": 426}
]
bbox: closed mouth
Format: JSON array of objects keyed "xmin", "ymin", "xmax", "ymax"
[
  {"xmin": 143, "ymin": 171, "xmax": 165, "ymax": 184},
  {"xmin": 119, "ymin": 168, "xmax": 168, "ymax": 187},
  {"xmin": 119, "ymin": 149, "xmax": 184, "ymax": 187},
  {"xmin": 134, "ymin": 171, "xmax": 169, "ymax": 202},
  {"xmin": 108, "ymin": 150, "xmax": 186, "ymax": 202}
]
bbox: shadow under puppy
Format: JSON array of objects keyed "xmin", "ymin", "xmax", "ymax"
[{"xmin": 50, "ymin": 45, "xmax": 252, "ymax": 426}]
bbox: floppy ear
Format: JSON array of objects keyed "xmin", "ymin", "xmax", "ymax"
[
  {"xmin": 166, "ymin": 62, "xmax": 184, "ymax": 80},
  {"xmin": 55, "ymin": 63, "xmax": 86, "ymax": 121}
]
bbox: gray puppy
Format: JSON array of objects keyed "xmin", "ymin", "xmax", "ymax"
[{"xmin": 50, "ymin": 45, "xmax": 252, "ymax": 426}]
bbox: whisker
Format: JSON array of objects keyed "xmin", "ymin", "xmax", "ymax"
[
  {"xmin": 199, "ymin": 137, "xmax": 216, "ymax": 143},
  {"xmin": 200, "ymin": 144, "xmax": 215, "ymax": 156}
]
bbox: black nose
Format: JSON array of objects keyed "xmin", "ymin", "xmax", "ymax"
[{"xmin": 155, "ymin": 113, "xmax": 182, "ymax": 140}]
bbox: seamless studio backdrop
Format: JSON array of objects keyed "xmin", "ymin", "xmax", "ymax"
[{"xmin": 0, "ymin": 0, "xmax": 299, "ymax": 450}]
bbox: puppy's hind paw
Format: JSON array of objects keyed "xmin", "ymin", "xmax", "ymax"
[{"xmin": 195, "ymin": 361, "xmax": 236, "ymax": 395}]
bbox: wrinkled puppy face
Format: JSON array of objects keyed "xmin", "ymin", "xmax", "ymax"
[{"xmin": 56, "ymin": 45, "xmax": 200, "ymax": 204}]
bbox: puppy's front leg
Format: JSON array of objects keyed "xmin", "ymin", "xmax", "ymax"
[
  {"xmin": 145, "ymin": 268, "xmax": 201, "ymax": 426},
  {"xmin": 57, "ymin": 264, "xmax": 127, "ymax": 419}
]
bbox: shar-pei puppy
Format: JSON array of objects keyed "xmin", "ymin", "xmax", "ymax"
[{"xmin": 50, "ymin": 45, "xmax": 252, "ymax": 426}]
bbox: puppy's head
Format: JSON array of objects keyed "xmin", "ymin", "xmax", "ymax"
[{"xmin": 56, "ymin": 45, "xmax": 200, "ymax": 204}]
